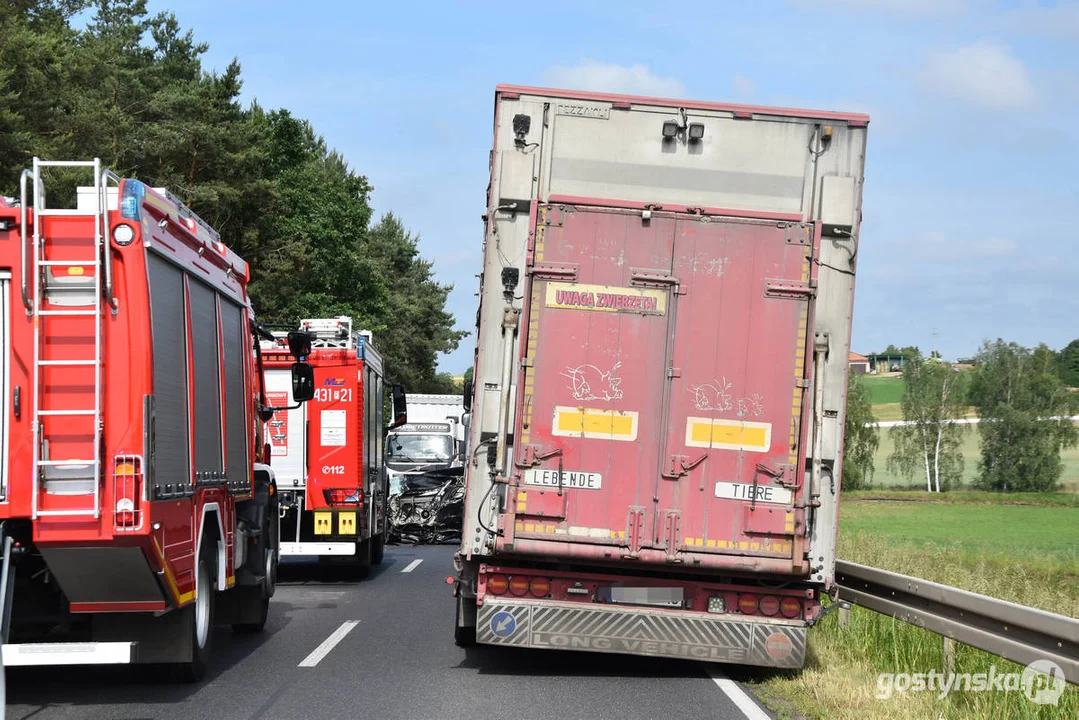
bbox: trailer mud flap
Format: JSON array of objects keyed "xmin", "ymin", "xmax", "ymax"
[{"xmin": 477, "ymin": 599, "xmax": 805, "ymax": 669}]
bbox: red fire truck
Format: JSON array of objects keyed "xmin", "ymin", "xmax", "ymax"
[
  {"xmin": 261, "ymin": 317, "xmax": 406, "ymax": 575},
  {"xmin": 0, "ymin": 158, "xmax": 314, "ymax": 680}
]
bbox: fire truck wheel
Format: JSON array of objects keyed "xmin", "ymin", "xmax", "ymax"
[
  {"xmin": 348, "ymin": 540, "xmax": 372, "ymax": 579},
  {"xmin": 231, "ymin": 590, "xmax": 270, "ymax": 634},
  {"xmin": 454, "ymin": 595, "xmax": 476, "ymax": 647},
  {"xmin": 177, "ymin": 554, "xmax": 215, "ymax": 682},
  {"xmin": 371, "ymin": 533, "xmax": 385, "ymax": 565}
]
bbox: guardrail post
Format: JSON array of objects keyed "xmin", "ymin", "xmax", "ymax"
[{"xmin": 942, "ymin": 637, "xmax": 956, "ymax": 677}]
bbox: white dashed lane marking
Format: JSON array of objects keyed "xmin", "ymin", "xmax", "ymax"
[
  {"xmin": 298, "ymin": 621, "xmax": 360, "ymax": 667},
  {"xmin": 401, "ymin": 559, "xmax": 423, "ymax": 573}
]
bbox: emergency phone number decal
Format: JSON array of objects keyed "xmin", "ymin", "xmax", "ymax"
[{"xmin": 545, "ymin": 282, "xmax": 667, "ymax": 316}]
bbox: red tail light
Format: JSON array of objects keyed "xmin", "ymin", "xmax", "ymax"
[
  {"xmin": 738, "ymin": 594, "xmax": 759, "ymax": 615},
  {"xmin": 112, "ymin": 455, "xmax": 143, "ymax": 529},
  {"xmin": 529, "ymin": 577, "xmax": 551, "ymax": 597},
  {"xmin": 780, "ymin": 597, "xmax": 802, "ymax": 618},
  {"xmin": 759, "ymin": 595, "xmax": 780, "ymax": 617},
  {"xmin": 487, "ymin": 574, "xmax": 509, "ymax": 595},
  {"xmin": 324, "ymin": 488, "xmax": 363, "ymax": 506},
  {"xmin": 509, "ymin": 577, "xmax": 530, "ymax": 596}
]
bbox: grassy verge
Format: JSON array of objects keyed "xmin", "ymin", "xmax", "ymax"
[
  {"xmin": 867, "ymin": 421, "xmax": 1079, "ymax": 489},
  {"xmin": 842, "ymin": 489, "xmax": 1079, "ymax": 507},
  {"xmin": 749, "ymin": 498, "xmax": 1078, "ymax": 719}
]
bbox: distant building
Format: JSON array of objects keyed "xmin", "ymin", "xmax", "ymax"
[
  {"xmin": 867, "ymin": 353, "xmax": 906, "ymax": 373},
  {"xmin": 849, "ymin": 352, "xmax": 870, "ymax": 375}
]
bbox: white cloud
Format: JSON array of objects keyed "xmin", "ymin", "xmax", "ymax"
[
  {"xmin": 732, "ymin": 74, "xmax": 757, "ymax": 99},
  {"xmin": 543, "ymin": 61, "xmax": 685, "ymax": 98},
  {"xmin": 919, "ymin": 43, "xmax": 1037, "ymax": 111},
  {"xmin": 1003, "ymin": 2, "xmax": 1079, "ymax": 40},
  {"xmin": 791, "ymin": 0, "xmax": 967, "ymax": 16}
]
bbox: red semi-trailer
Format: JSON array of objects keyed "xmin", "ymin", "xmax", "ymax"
[
  {"xmin": 453, "ymin": 86, "xmax": 869, "ymax": 668},
  {"xmin": 0, "ymin": 159, "xmax": 313, "ymax": 680},
  {"xmin": 261, "ymin": 317, "xmax": 406, "ymax": 575}
]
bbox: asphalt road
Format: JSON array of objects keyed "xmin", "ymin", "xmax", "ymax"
[{"xmin": 5, "ymin": 545, "xmax": 775, "ymax": 720}]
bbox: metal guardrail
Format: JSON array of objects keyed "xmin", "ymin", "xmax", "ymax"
[{"xmin": 835, "ymin": 560, "xmax": 1079, "ymax": 686}]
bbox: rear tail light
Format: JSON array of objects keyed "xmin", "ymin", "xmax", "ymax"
[
  {"xmin": 707, "ymin": 595, "xmax": 726, "ymax": 614},
  {"xmin": 112, "ymin": 455, "xmax": 143, "ymax": 528},
  {"xmin": 324, "ymin": 488, "xmax": 363, "ymax": 506},
  {"xmin": 509, "ymin": 577, "xmax": 529, "ymax": 596},
  {"xmin": 529, "ymin": 577, "xmax": 551, "ymax": 598},
  {"xmin": 487, "ymin": 574, "xmax": 509, "ymax": 595},
  {"xmin": 737, "ymin": 593, "xmax": 759, "ymax": 615},
  {"xmin": 780, "ymin": 597, "xmax": 802, "ymax": 619},
  {"xmin": 759, "ymin": 595, "xmax": 780, "ymax": 617}
]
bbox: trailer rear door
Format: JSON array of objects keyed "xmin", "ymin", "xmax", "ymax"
[
  {"xmin": 513, "ymin": 205, "xmax": 813, "ymax": 564},
  {"xmin": 513, "ymin": 205, "xmax": 675, "ymax": 554}
]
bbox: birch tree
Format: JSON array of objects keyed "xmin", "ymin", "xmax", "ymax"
[
  {"xmin": 888, "ymin": 353, "xmax": 966, "ymax": 492},
  {"xmin": 842, "ymin": 370, "xmax": 879, "ymax": 490}
]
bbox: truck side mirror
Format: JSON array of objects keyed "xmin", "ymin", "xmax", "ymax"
[
  {"xmin": 287, "ymin": 330, "xmax": 313, "ymax": 359},
  {"xmin": 463, "ymin": 378, "xmax": 473, "ymax": 412},
  {"xmin": 292, "ymin": 362, "xmax": 315, "ymax": 402},
  {"xmin": 390, "ymin": 384, "xmax": 407, "ymax": 428}
]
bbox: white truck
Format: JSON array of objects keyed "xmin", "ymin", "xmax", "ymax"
[{"xmin": 386, "ymin": 395, "xmax": 465, "ymax": 489}]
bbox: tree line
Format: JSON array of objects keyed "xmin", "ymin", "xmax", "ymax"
[
  {"xmin": 845, "ymin": 340, "xmax": 1079, "ymax": 493},
  {"xmin": 0, "ymin": 0, "xmax": 465, "ymax": 392}
]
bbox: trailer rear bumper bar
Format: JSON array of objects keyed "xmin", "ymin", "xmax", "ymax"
[
  {"xmin": 477, "ymin": 599, "xmax": 805, "ymax": 669},
  {"xmin": 280, "ymin": 541, "xmax": 355, "ymax": 557},
  {"xmin": 1, "ymin": 641, "xmax": 134, "ymax": 666}
]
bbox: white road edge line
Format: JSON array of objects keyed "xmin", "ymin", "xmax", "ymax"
[
  {"xmin": 298, "ymin": 621, "xmax": 360, "ymax": 667},
  {"xmin": 401, "ymin": 558, "xmax": 423, "ymax": 573},
  {"xmin": 709, "ymin": 667, "xmax": 772, "ymax": 720}
]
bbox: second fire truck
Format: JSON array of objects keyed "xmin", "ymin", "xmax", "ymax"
[
  {"xmin": 262, "ymin": 317, "xmax": 406, "ymax": 575},
  {"xmin": 0, "ymin": 158, "xmax": 314, "ymax": 680}
]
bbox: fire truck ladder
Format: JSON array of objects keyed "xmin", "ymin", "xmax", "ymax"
[{"xmin": 24, "ymin": 158, "xmax": 107, "ymax": 519}]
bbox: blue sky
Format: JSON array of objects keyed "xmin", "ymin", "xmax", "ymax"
[{"xmin": 149, "ymin": 0, "xmax": 1079, "ymax": 370}]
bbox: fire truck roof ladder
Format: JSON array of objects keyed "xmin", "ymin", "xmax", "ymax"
[{"xmin": 26, "ymin": 158, "xmax": 106, "ymax": 520}]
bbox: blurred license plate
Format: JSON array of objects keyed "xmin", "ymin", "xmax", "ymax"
[{"xmin": 602, "ymin": 586, "xmax": 684, "ymax": 608}]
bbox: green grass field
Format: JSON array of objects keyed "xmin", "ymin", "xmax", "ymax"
[
  {"xmin": 754, "ymin": 494, "xmax": 1079, "ymax": 719},
  {"xmin": 867, "ymin": 423, "xmax": 1079, "ymax": 490},
  {"xmin": 861, "ymin": 375, "xmax": 904, "ymax": 404}
]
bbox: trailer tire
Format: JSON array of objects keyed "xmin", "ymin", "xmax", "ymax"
[
  {"xmin": 176, "ymin": 553, "xmax": 215, "ymax": 682},
  {"xmin": 371, "ymin": 533, "xmax": 385, "ymax": 565},
  {"xmin": 454, "ymin": 595, "xmax": 476, "ymax": 647}
]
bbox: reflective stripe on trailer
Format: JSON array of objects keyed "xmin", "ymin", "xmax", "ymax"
[
  {"xmin": 280, "ymin": 542, "xmax": 356, "ymax": 556},
  {"xmin": 1, "ymin": 642, "xmax": 134, "ymax": 666},
  {"xmin": 477, "ymin": 599, "xmax": 805, "ymax": 669}
]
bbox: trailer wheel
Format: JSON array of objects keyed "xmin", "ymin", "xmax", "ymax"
[
  {"xmin": 454, "ymin": 595, "xmax": 476, "ymax": 647},
  {"xmin": 348, "ymin": 539, "xmax": 372, "ymax": 580},
  {"xmin": 177, "ymin": 553, "xmax": 215, "ymax": 682}
]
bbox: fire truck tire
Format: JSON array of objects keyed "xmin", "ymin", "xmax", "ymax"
[
  {"xmin": 177, "ymin": 554, "xmax": 215, "ymax": 682},
  {"xmin": 348, "ymin": 540, "xmax": 372, "ymax": 579},
  {"xmin": 454, "ymin": 595, "xmax": 476, "ymax": 647},
  {"xmin": 371, "ymin": 533, "xmax": 385, "ymax": 565},
  {"xmin": 231, "ymin": 590, "xmax": 270, "ymax": 634}
]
